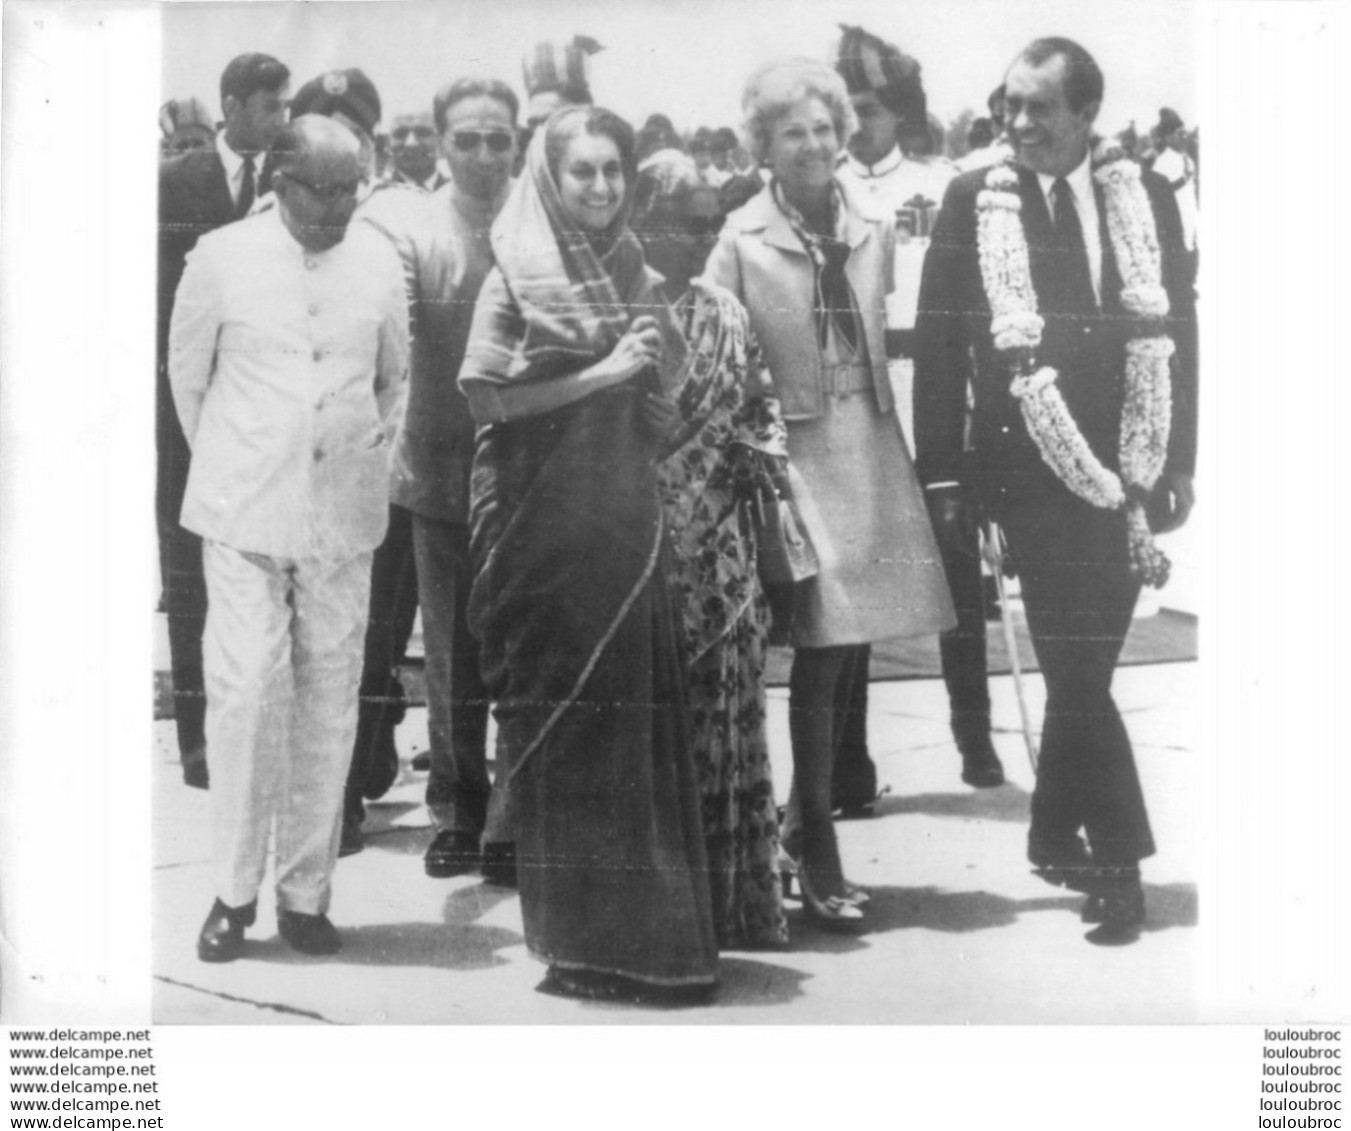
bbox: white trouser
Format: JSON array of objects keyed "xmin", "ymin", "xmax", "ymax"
[{"xmin": 202, "ymin": 541, "xmax": 372, "ymax": 915}]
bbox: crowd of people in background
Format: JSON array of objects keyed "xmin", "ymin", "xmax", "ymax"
[{"xmin": 157, "ymin": 23, "xmax": 1197, "ymax": 1005}]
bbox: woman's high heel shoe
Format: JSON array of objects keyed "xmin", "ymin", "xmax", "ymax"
[
  {"xmin": 778, "ymin": 843, "xmax": 867, "ymax": 930},
  {"xmin": 797, "ymin": 866, "xmax": 866, "ymax": 930}
]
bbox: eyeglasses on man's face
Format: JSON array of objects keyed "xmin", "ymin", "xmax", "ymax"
[
  {"xmin": 391, "ymin": 125, "xmax": 435, "ymax": 143},
  {"xmin": 449, "ymin": 130, "xmax": 515, "ymax": 154},
  {"xmin": 280, "ymin": 170, "xmax": 362, "ymax": 203}
]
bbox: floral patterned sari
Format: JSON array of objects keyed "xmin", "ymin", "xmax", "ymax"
[{"xmin": 657, "ymin": 280, "xmax": 790, "ymax": 949}]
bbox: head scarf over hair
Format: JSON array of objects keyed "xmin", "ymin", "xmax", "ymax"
[{"xmin": 486, "ymin": 114, "xmax": 648, "ymax": 376}]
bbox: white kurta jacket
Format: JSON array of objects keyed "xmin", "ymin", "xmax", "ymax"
[{"xmin": 170, "ymin": 208, "xmax": 410, "ymax": 560}]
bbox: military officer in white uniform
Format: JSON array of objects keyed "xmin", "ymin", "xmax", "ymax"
[{"xmin": 832, "ymin": 24, "xmax": 1006, "ymax": 802}]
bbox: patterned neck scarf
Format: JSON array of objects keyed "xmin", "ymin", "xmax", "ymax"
[
  {"xmin": 488, "ymin": 128, "xmax": 648, "ymax": 373},
  {"xmin": 770, "ymin": 177, "xmax": 861, "ymax": 353}
]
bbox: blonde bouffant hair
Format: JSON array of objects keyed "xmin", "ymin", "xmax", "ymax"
[{"xmin": 740, "ymin": 58, "xmax": 858, "ymax": 165}]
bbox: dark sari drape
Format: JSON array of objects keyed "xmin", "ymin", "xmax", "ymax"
[
  {"xmin": 462, "ymin": 128, "xmax": 717, "ymax": 986},
  {"xmin": 469, "ymin": 386, "xmax": 717, "ymax": 986}
]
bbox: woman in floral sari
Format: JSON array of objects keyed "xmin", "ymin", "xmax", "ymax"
[
  {"xmin": 634, "ymin": 154, "xmax": 790, "ymax": 949},
  {"xmin": 458, "ymin": 108, "xmax": 717, "ymax": 1003}
]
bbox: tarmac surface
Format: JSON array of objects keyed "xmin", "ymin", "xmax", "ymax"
[{"xmin": 152, "ymin": 632, "xmax": 1199, "ymax": 1025}]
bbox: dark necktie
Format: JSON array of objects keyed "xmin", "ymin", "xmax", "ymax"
[
  {"xmin": 1049, "ymin": 176, "xmax": 1095, "ymax": 313},
  {"xmin": 236, "ymin": 155, "xmax": 256, "ymax": 219}
]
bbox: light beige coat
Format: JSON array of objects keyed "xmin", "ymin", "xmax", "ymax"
[{"xmin": 701, "ymin": 180, "xmax": 895, "ymax": 419}]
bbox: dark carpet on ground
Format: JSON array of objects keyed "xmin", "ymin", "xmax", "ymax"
[
  {"xmin": 154, "ymin": 610, "xmax": 1195, "ymax": 719},
  {"xmin": 762, "ymin": 608, "xmax": 1196, "ymax": 687}
]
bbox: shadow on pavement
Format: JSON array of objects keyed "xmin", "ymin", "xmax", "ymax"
[
  {"xmin": 243, "ymin": 885, "xmax": 523, "ymax": 970},
  {"xmin": 797, "ymin": 885, "xmax": 1080, "ymax": 940},
  {"xmin": 1141, "ymin": 882, "xmax": 1197, "ymax": 932},
  {"xmin": 870, "ymin": 785, "xmax": 1032, "ymax": 824},
  {"xmin": 827, "ymin": 880, "xmax": 1196, "ymax": 940},
  {"xmin": 713, "ymin": 955, "xmax": 810, "ymax": 1007},
  {"xmin": 243, "ymin": 920, "xmax": 522, "ymax": 970}
]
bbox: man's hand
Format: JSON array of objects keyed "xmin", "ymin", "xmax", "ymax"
[
  {"xmin": 924, "ymin": 484, "xmax": 980, "ymax": 558},
  {"xmin": 1150, "ymin": 471, "xmax": 1195, "ymax": 534}
]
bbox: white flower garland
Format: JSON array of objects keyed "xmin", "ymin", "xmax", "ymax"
[{"xmin": 976, "ymin": 138, "xmax": 1175, "ymax": 587}]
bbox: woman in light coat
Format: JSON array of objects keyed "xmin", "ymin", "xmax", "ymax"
[{"xmin": 703, "ymin": 58, "xmax": 954, "ymax": 929}]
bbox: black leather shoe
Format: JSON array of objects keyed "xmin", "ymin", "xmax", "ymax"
[
  {"xmin": 1029, "ymin": 836, "xmax": 1098, "ymax": 893},
  {"xmin": 197, "ymin": 898, "xmax": 256, "ymax": 963},
  {"xmin": 480, "ymin": 841, "xmax": 518, "ymax": 888},
  {"xmin": 1084, "ymin": 880, "xmax": 1145, "ymax": 945},
  {"xmin": 410, "ymin": 751, "xmax": 432, "ymax": 772},
  {"xmin": 954, "ymin": 718, "xmax": 1005, "ymax": 787},
  {"xmin": 424, "ymin": 829, "xmax": 481, "ymax": 878},
  {"xmin": 277, "ymin": 909, "xmax": 343, "ymax": 956}
]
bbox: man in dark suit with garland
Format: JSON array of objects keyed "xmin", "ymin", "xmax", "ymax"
[
  {"xmin": 914, "ymin": 37, "xmax": 1197, "ymax": 943},
  {"xmin": 158, "ymin": 53, "xmax": 290, "ymax": 789}
]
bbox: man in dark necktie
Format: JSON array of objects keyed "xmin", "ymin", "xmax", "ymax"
[
  {"xmin": 914, "ymin": 38, "xmax": 1197, "ymax": 944},
  {"xmin": 158, "ymin": 53, "xmax": 290, "ymax": 789}
]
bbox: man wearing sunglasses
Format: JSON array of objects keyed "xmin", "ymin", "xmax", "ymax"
[
  {"xmin": 170, "ymin": 115, "xmax": 409, "ymax": 961},
  {"xmin": 360, "ymin": 77, "xmax": 520, "ymax": 886}
]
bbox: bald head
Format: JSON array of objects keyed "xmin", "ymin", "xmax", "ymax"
[
  {"xmin": 272, "ymin": 115, "xmax": 365, "ymax": 251},
  {"xmin": 273, "ymin": 114, "xmax": 362, "ymax": 180}
]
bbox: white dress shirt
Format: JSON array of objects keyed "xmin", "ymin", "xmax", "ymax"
[
  {"xmin": 1036, "ymin": 153, "xmax": 1102, "ymax": 306},
  {"xmin": 214, "ymin": 131, "xmax": 254, "ymax": 209},
  {"xmin": 169, "ymin": 207, "xmax": 410, "ymax": 560}
]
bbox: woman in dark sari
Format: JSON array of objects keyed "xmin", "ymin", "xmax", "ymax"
[{"xmin": 458, "ymin": 107, "xmax": 718, "ymax": 1003}]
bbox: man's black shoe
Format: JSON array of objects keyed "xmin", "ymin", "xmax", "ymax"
[
  {"xmin": 197, "ymin": 898, "xmax": 256, "ymax": 963},
  {"xmin": 1084, "ymin": 879, "xmax": 1145, "ymax": 946},
  {"xmin": 481, "ymin": 841, "xmax": 518, "ymax": 888},
  {"xmin": 960, "ymin": 745, "xmax": 1006, "ymax": 788},
  {"xmin": 410, "ymin": 751, "xmax": 432, "ymax": 772},
  {"xmin": 424, "ymin": 829, "xmax": 481, "ymax": 878},
  {"xmin": 953, "ymin": 716, "xmax": 1005, "ymax": 787},
  {"xmin": 277, "ymin": 909, "xmax": 343, "ymax": 956},
  {"xmin": 1029, "ymin": 836, "xmax": 1098, "ymax": 893}
]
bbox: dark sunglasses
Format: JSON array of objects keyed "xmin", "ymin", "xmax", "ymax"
[
  {"xmin": 391, "ymin": 125, "xmax": 435, "ymax": 142},
  {"xmin": 279, "ymin": 170, "xmax": 362, "ymax": 203},
  {"xmin": 450, "ymin": 130, "xmax": 515, "ymax": 154}
]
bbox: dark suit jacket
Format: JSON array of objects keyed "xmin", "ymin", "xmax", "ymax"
[
  {"xmin": 157, "ymin": 147, "xmax": 271, "ymax": 521},
  {"xmin": 913, "ymin": 161, "xmax": 1197, "ymax": 510}
]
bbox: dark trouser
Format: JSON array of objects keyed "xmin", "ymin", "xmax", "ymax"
[
  {"xmin": 938, "ymin": 528, "xmax": 991, "ymax": 726},
  {"xmin": 157, "ymin": 369, "xmax": 207, "ymax": 764},
  {"xmin": 345, "ymin": 504, "xmax": 419, "ymax": 817},
  {"xmin": 415, "ymin": 515, "xmax": 492, "ymax": 837},
  {"xmin": 997, "ymin": 493, "xmax": 1155, "ymax": 868},
  {"xmin": 158, "ymin": 514, "xmax": 208, "ymax": 760},
  {"xmin": 831, "ymin": 644, "xmax": 876, "ymax": 806}
]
